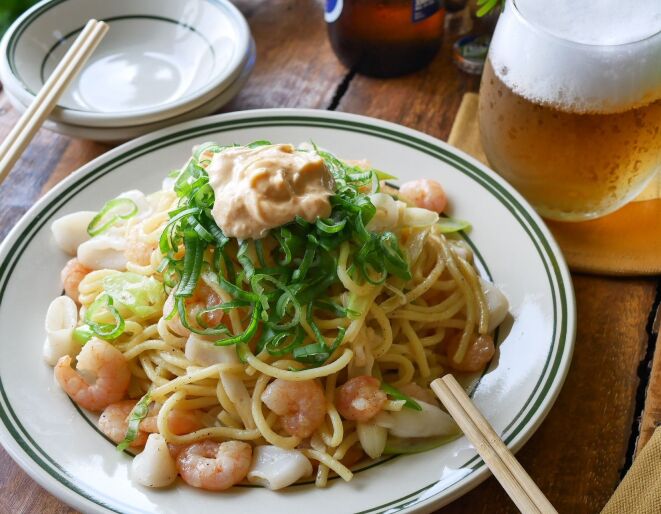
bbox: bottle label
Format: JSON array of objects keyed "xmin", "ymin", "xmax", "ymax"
[
  {"xmin": 325, "ymin": 0, "xmax": 343, "ymax": 23},
  {"xmin": 412, "ymin": 0, "xmax": 441, "ymax": 22}
]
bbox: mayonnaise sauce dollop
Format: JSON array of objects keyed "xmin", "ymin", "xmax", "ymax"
[{"xmin": 208, "ymin": 144, "xmax": 335, "ymax": 240}]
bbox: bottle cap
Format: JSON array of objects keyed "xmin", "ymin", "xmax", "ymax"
[{"xmin": 452, "ymin": 34, "xmax": 490, "ymax": 75}]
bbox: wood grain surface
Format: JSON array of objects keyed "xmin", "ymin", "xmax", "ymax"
[
  {"xmin": 225, "ymin": 0, "xmax": 347, "ymax": 111},
  {"xmin": 337, "ymin": 42, "xmax": 480, "ymax": 141},
  {"xmin": 0, "ymin": 1, "xmax": 660, "ymax": 513}
]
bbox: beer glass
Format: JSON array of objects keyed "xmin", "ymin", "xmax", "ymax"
[{"xmin": 478, "ymin": 0, "xmax": 661, "ymax": 221}]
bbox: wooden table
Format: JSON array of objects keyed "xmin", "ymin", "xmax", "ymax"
[{"xmin": 0, "ymin": 1, "xmax": 659, "ymax": 512}]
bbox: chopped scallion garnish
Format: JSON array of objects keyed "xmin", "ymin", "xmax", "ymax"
[
  {"xmin": 117, "ymin": 393, "xmax": 151, "ymax": 451},
  {"xmin": 84, "ymin": 294, "xmax": 125, "ymax": 340},
  {"xmin": 380, "ymin": 382, "xmax": 422, "ymax": 411},
  {"xmin": 87, "ymin": 198, "xmax": 138, "ymax": 237},
  {"xmin": 158, "ymin": 141, "xmax": 411, "ymax": 369}
]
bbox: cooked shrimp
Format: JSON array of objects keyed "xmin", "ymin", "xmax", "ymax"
[
  {"xmin": 141, "ymin": 404, "xmax": 204, "ymax": 435},
  {"xmin": 336, "ymin": 376, "xmax": 387, "ymax": 421},
  {"xmin": 163, "ymin": 283, "xmax": 223, "ymax": 337},
  {"xmin": 98, "ymin": 401, "xmax": 202, "ymax": 446},
  {"xmin": 447, "ymin": 334, "xmax": 495, "ymax": 372},
  {"xmin": 99, "ymin": 400, "xmax": 148, "ymax": 447},
  {"xmin": 60, "ymin": 258, "xmax": 91, "ymax": 302},
  {"xmin": 124, "ymin": 225, "xmax": 156, "ymax": 266},
  {"xmin": 54, "ymin": 338, "xmax": 130, "ymax": 411},
  {"xmin": 176, "ymin": 440, "xmax": 252, "ymax": 491},
  {"xmin": 190, "ymin": 283, "xmax": 223, "ymax": 328},
  {"xmin": 261, "ymin": 379, "xmax": 326, "ymax": 438},
  {"xmin": 399, "ymin": 179, "xmax": 447, "ymax": 213}
]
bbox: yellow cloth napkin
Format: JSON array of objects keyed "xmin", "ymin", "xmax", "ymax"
[
  {"xmin": 601, "ymin": 427, "xmax": 661, "ymax": 514},
  {"xmin": 448, "ymin": 93, "xmax": 661, "ymax": 276}
]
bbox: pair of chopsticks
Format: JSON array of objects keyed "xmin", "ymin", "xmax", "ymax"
[
  {"xmin": 432, "ymin": 375, "xmax": 558, "ymax": 514},
  {"xmin": 0, "ymin": 19, "xmax": 108, "ymax": 184}
]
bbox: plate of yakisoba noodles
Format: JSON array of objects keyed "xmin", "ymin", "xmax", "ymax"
[{"xmin": 0, "ymin": 109, "xmax": 575, "ymax": 513}]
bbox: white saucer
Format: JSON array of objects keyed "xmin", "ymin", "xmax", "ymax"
[
  {"xmin": 0, "ymin": 0, "xmax": 251, "ymax": 128},
  {"xmin": 4, "ymin": 39, "xmax": 256, "ymax": 143}
]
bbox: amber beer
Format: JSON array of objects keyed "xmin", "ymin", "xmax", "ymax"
[
  {"xmin": 325, "ymin": 0, "xmax": 445, "ymax": 77},
  {"xmin": 478, "ymin": 0, "xmax": 661, "ymax": 221}
]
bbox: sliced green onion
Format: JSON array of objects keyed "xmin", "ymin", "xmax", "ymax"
[
  {"xmin": 293, "ymin": 327, "xmax": 345, "ymax": 365},
  {"xmin": 87, "ymin": 198, "xmax": 138, "ymax": 237},
  {"xmin": 383, "ymin": 434, "xmax": 460, "ymax": 455},
  {"xmin": 205, "ymin": 221, "xmax": 229, "ymax": 249},
  {"xmin": 291, "ymin": 242, "xmax": 316, "ymax": 282},
  {"xmin": 271, "ymin": 287, "xmax": 301, "ymax": 331},
  {"xmin": 159, "ymin": 207, "xmax": 201, "ymax": 255},
  {"xmin": 187, "ymin": 215, "xmax": 215, "ymax": 242},
  {"xmin": 216, "ymin": 304, "xmax": 262, "ymax": 346},
  {"xmin": 175, "ymin": 296, "xmax": 230, "ymax": 336},
  {"xmin": 84, "ymin": 294, "xmax": 125, "ymax": 340},
  {"xmin": 437, "ymin": 216, "xmax": 471, "ymax": 234},
  {"xmin": 305, "ymin": 302, "xmax": 327, "ymax": 345},
  {"xmin": 315, "ymin": 217, "xmax": 347, "ymax": 234},
  {"xmin": 292, "ymin": 342, "xmax": 330, "ymax": 364},
  {"xmin": 347, "ymin": 171, "xmax": 372, "ymax": 182},
  {"xmin": 275, "ymin": 228, "xmax": 304, "ymax": 266},
  {"xmin": 247, "ymin": 140, "xmax": 272, "ymax": 148},
  {"xmin": 219, "ymin": 276, "xmax": 259, "ymax": 303},
  {"xmin": 374, "ymin": 169, "xmax": 397, "ymax": 180},
  {"xmin": 237, "ymin": 241, "xmax": 255, "ymax": 279},
  {"xmin": 262, "ymin": 326, "xmax": 305, "ymax": 356},
  {"xmin": 294, "ymin": 215, "xmax": 312, "ymax": 228},
  {"xmin": 117, "ymin": 393, "xmax": 152, "ymax": 451},
  {"xmin": 380, "ymin": 382, "xmax": 422, "ymax": 411},
  {"xmin": 254, "ymin": 240, "xmax": 267, "ymax": 268},
  {"xmin": 72, "ymin": 325, "xmax": 93, "ymax": 344},
  {"xmin": 358, "ymin": 259, "xmax": 387, "ymax": 286},
  {"xmin": 193, "ymin": 142, "xmax": 224, "ymax": 161},
  {"xmin": 380, "ymin": 232, "xmax": 412, "ymax": 281},
  {"xmin": 155, "ymin": 143, "xmax": 419, "ymax": 368},
  {"xmin": 314, "ymin": 299, "xmax": 348, "ymax": 318},
  {"xmin": 174, "ymin": 161, "xmax": 208, "ymax": 197},
  {"xmin": 176, "ymin": 231, "xmax": 205, "ymax": 297}
]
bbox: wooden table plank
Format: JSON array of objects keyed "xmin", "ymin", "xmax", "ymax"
[
  {"xmin": 224, "ymin": 0, "xmax": 348, "ymax": 111},
  {"xmin": 0, "ymin": 457, "xmax": 76, "ymax": 514},
  {"xmin": 336, "ymin": 41, "xmax": 480, "ymax": 141},
  {"xmin": 0, "ymin": 95, "xmax": 70, "ymax": 240}
]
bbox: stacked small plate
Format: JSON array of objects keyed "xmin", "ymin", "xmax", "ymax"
[{"xmin": 0, "ymin": 0, "xmax": 255, "ymax": 142}]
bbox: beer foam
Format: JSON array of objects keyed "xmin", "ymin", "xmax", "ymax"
[{"xmin": 489, "ymin": 0, "xmax": 661, "ymax": 113}]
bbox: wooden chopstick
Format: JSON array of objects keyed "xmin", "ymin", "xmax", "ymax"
[
  {"xmin": 0, "ymin": 19, "xmax": 108, "ymax": 184},
  {"xmin": 431, "ymin": 375, "xmax": 558, "ymax": 514}
]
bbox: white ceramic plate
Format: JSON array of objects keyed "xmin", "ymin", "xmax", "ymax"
[
  {"xmin": 0, "ymin": 109, "xmax": 575, "ymax": 514},
  {"xmin": 3, "ymin": 38, "xmax": 256, "ymax": 143},
  {"xmin": 0, "ymin": 0, "xmax": 251, "ymax": 127}
]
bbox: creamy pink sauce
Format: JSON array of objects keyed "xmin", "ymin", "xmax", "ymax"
[{"xmin": 208, "ymin": 144, "xmax": 335, "ymax": 240}]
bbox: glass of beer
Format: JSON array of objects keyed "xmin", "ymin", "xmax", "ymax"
[{"xmin": 478, "ymin": 0, "xmax": 661, "ymax": 221}]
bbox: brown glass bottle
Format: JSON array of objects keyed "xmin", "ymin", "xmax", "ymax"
[{"xmin": 326, "ymin": 0, "xmax": 445, "ymax": 77}]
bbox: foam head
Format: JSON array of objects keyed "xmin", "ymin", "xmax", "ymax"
[{"xmin": 488, "ymin": 0, "xmax": 661, "ymax": 113}]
